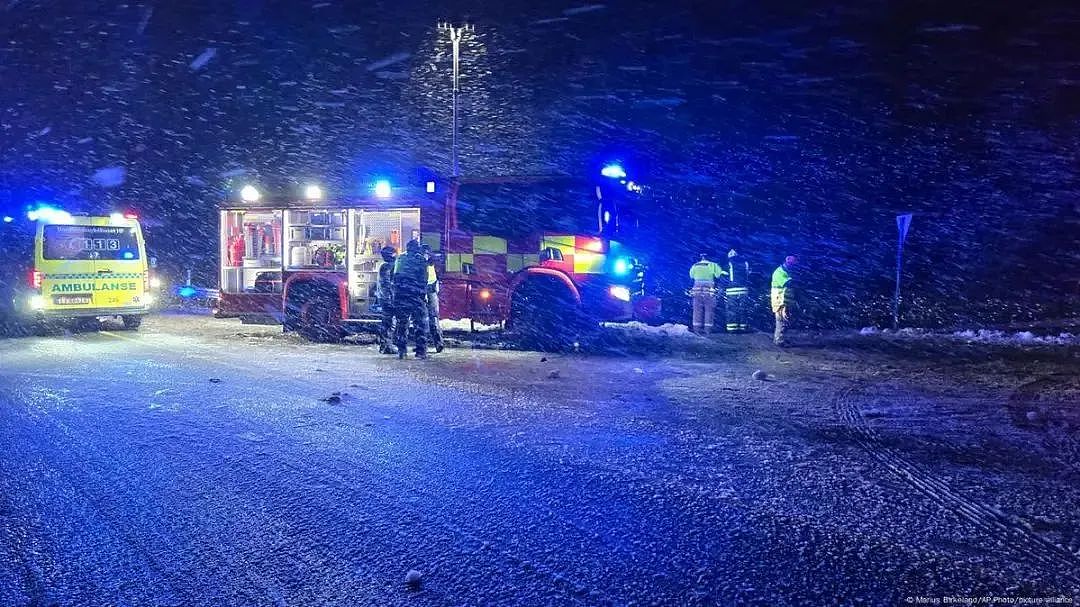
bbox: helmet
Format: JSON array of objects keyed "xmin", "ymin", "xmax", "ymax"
[
  {"xmin": 727, "ymin": 249, "xmax": 737, "ymax": 258},
  {"xmin": 785, "ymin": 255, "xmax": 798, "ymax": 267},
  {"xmin": 406, "ymin": 239, "xmax": 422, "ymax": 253},
  {"xmin": 380, "ymin": 246, "xmax": 396, "ymax": 262}
]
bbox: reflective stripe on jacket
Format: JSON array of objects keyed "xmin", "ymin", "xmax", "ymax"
[
  {"xmin": 689, "ymin": 260, "xmax": 725, "ymax": 285},
  {"xmin": 770, "ymin": 265, "xmax": 792, "ymax": 313},
  {"xmin": 426, "ymin": 264, "xmax": 439, "ymax": 294}
]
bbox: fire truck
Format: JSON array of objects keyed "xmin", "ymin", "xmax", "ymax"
[{"xmin": 213, "ymin": 170, "xmax": 660, "ymax": 347}]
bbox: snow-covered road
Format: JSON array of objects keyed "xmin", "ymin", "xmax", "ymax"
[{"xmin": 1, "ymin": 314, "xmax": 1077, "ymax": 605}]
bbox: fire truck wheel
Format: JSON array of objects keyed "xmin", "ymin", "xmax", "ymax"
[
  {"xmin": 300, "ymin": 296, "xmax": 343, "ymax": 343},
  {"xmin": 509, "ymin": 278, "xmax": 589, "ymax": 352}
]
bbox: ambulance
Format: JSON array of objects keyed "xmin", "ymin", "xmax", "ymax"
[{"xmin": 3, "ymin": 207, "xmax": 156, "ymax": 332}]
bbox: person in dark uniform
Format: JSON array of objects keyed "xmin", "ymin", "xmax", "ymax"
[
  {"xmin": 724, "ymin": 248, "xmax": 751, "ymax": 333},
  {"xmin": 376, "ymin": 246, "xmax": 397, "ymax": 354},
  {"xmin": 392, "ymin": 239, "xmax": 430, "ymax": 359}
]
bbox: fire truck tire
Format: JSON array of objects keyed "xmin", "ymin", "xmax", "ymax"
[
  {"xmin": 509, "ymin": 278, "xmax": 591, "ymax": 351},
  {"xmin": 300, "ymin": 296, "xmax": 344, "ymax": 343}
]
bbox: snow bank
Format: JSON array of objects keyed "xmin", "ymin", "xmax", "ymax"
[
  {"xmin": 439, "ymin": 318, "xmax": 501, "ymax": 333},
  {"xmin": 949, "ymin": 329, "xmax": 1076, "ymax": 345},
  {"xmin": 859, "ymin": 327, "xmax": 1078, "ymax": 346},
  {"xmin": 601, "ymin": 321, "xmax": 701, "ymax": 339}
]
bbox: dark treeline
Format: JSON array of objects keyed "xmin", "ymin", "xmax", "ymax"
[{"xmin": 1, "ymin": 0, "xmax": 1077, "ymax": 328}]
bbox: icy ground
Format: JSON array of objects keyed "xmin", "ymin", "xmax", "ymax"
[{"xmin": 0, "ymin": 314, "xmax": 1078, "ymax": 606}]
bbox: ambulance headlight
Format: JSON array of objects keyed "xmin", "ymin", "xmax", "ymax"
[
  {"xmin": 144, "ymin": 294, "xmax": 155, "ymax": 306},
  {"xmin": 29, "ymin": 295, "xmax": 45, "ymax": 310},
  {"xmin": 608, "ymin": 285, "xmax": 631, "ymax": 302},
  {"xmin": 149, "ymin": 276, "xmax": 163, "ymax": 289}
]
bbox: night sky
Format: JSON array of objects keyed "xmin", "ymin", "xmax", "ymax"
[{"xmin": 2, "ymin": 0, "xmax": 1078, "ymax": 326}]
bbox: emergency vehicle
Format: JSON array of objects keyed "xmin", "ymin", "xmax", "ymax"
[
  {"xmin": 213, "ymin": 171, "xmax": 659, "ymax": 346},
  {"xmin": 0, "ymin": 206, "xmax": 157, "ymax": 333}
]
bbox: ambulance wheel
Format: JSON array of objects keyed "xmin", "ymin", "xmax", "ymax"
[
  {"xmin": 121, "ymin": 315, "xmax": 143, "ymax": 331},
  {"xmin": 31, "ymin": 321, "xmax": 60, "ymax": 336},
  {"xmin": 300, "ymin": 297, "xmax": 343, "ymax": 343},
  {"xmin": 73, "ymin": 318, "xmax": 101, "ymax": 333}
]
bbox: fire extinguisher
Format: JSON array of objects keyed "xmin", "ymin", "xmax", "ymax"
[{"xmin": 229, "ymin": 229, "xmax": 245, "ymax": 267}]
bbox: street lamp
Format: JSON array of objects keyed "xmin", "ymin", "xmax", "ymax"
[{"xmin": 437, "ymin": 22, "xmax": 474, "ymax": 178}]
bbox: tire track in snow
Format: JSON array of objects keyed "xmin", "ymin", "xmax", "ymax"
[{"xmin": 833, "ymin": 385, "xmax": 1080, "ymax": 586}]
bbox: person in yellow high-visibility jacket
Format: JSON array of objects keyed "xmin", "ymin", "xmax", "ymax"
[
  {"xmin": 688, "ymin": 253, "xmax": 727, "ymax": 333},
  {"xmin": 771, "ymin": 255, "xmax": 798, "ymax": 346},
  {"xmin": 421, "ymin": 244, "xmax": 444, "ymax": 353}
]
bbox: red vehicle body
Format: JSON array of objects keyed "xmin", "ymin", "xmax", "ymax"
[{"xmin": 214, "ymin": 176, "xmax": 659, "ymax": 344}]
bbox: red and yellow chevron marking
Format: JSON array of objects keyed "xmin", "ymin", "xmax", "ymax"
[{"xmin": 441, "ymin": 231, "xmax": 608, "ymax": 276}]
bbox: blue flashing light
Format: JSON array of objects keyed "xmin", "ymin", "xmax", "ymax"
[
  {"xmin": 178, "ymin": 286, "xmax": 197, "ymax": 298},
  {"xmin": 601, "ymin": 164, "xmax": 627, "ymax": 179},
  {"xmin": 122, "ymin": 251, "xmax": 135, "ymax": 260},
  {"xmin": 2, "ymin": 216, "xmax": 12, "ymax": 223},
  {"xmin": 27, "ymin": 205, "xmax": 73, "ymax": 224},
  {"xmin": 373, "ymin": 180, "xmax": 392, "ymax": 198},
  {"xmin": 612, "ymin": 257, "xmax": 631, "ymax": 276}
]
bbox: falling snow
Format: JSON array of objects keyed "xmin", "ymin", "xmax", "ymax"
[
  {"xmin": 90, "ymin": 166, "xmax": 125, "ymax": 188},
  {"xmin": 189, "ymin": 47, "xmax": 218, "ymax": 71},
  {"xmin": 0, "ymin": 2, "xmax": 1078, "ymax": 600}
]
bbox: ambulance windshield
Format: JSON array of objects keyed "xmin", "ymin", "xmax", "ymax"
[{"xmin": 42, "ymin": 225, "xmax": 141, "ymax": 261}]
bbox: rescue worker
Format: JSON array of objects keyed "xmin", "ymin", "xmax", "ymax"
[
  {"xmin": 392, "ymin": 239, "xmax": 430, "ymax": 359},
  {"xmin": 421, "ymin": 244, "xmax": 445, "ymax": 353},
  {"xmin": 376, "ymin": 246, "xmax": 397, "ymax": 354},
  {"xmin": 724, "ymin": 249, "xmax": 751, "ymax": 333},
  {"xmin": 771, "ymin": 255, "xmax": 798, "ymax": 346},
  {"xmin": 688, "ymin": 253, "xmax": 727, "ymax": 334}
]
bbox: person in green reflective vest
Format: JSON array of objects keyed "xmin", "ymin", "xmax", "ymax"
[
  {"xmin": 771, "ymin": 255, "xmax": 798, "ymax": 346},
  {"xmin": 688, "ymin": 253, "xmax": 727, "ymax": 333},
  {"xmin": 421, "ymin": 243, "xmax": 445, "ymax": 353}
]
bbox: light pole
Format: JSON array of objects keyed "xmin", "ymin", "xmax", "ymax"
[{"xmin": 437, "ymin": 22, "xmax": 473, "ymax": 178}]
